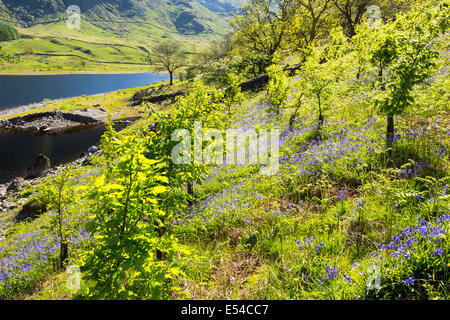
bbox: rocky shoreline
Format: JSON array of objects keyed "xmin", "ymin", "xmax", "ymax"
[
  {"xmin": 0, "ymin": 111, "xmax": 102, "ymax": 134},
  {"xmin": 0, "ymin": 147, "xmax": 101, "ymax": 240},
  {"xmin": 0, "ymin": 89, "xmax": 143, "ymax": 239}
]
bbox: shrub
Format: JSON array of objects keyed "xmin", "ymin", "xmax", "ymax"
[{"xmin": 0, "ymin": 23, "xmax": 19, "ymax": 41}]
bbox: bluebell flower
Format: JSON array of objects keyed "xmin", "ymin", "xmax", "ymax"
[
  {"xmin": 315, "ymin": 241, "xmax": 324, "ymax": 251},
  {"xmin": 343, "ymin": 274, "xmax": 352, "ymax": 284},
  {"xmin": 325, "ymin": 264, "xmax": 339, "ymax": 279},
  {"xmin": 404, "ymin": 277, "xmax": 415, "ymax": 286}
]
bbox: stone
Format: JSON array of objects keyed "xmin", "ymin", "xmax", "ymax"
[
  {"xmin": 24, "ymin": 154, "xmax": 51, "ymax": 179},
  {"xmin": 88, "ymin": 145, "xmax": 99, "ymax": 156},
  {"xmin": 148, "ymin": 122, "xmax": 160, "ymax": 133},
  {"xmin": 6, "ymin": 177, "xmax": 27, "ymax": 193},
  {"xmin": 82, "ymin": 158, "xmax": 92, "ymax": 166},
  {"xmin": 15, "ymin": 198, "xmax": 47, "ymax": 222},
  {"xmin": 40, "ymin": 125, "xmax": 50, "ymax": 133},
  {"xmin": 28, "ymin": 125, "xmax": 39, "ymax": 131},
  {"xmin": 0, "ymin": 185, "xmax": 6, "ymax": 200},
  {"xmin": 2, "ymin": 201, "xmax": 17, "ymax": 210}
]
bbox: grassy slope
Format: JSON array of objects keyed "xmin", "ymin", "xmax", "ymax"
[
  {"xmin": 1, "ymin": 27, "xmax": 448, "ymax": 300},
  {"xmin": 0, "ymin": 1, "xmax": 230, "ymax": 73}
]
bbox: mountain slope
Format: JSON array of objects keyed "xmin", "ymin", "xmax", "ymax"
[
  {"xmin": 0, "ymin": 0, "xmax": 242, "ymax": 72},
  {"xmin": 0, "ymin": 0, "xmax": 238, "ymax": 34}
]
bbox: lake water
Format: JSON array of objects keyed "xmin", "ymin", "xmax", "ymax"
[
  {"xmin": 0, "ymin": 72, "xmax": 168, "ymax": 110},
  {"xmin": 0, "ymin": 72, "xmax": 168, "ymax": 183},
  {"xmin": 0, "ymin": 123, "xmax": 130, "ymax": 184}
]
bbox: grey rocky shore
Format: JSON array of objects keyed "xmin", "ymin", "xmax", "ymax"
[
  {"xmin": 0, "ymin": 111, "xmax": 102, "ymax": 134},
  {"xmin": 0, "ymin": 147, "xmax": 100, "ymax": 240},
  {"xmin": 0, "ymin": 92, "xmax": 113, "ymax": 134}
]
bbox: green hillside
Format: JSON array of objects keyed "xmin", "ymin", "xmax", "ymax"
[{"xmin": 0, "ymin": 0, "xmax": 238, "ymax": 73}]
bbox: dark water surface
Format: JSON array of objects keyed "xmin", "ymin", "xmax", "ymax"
[
  {"xmin": 0, "ymin": 72, "xmax": 168, "ymax": 110},
  {"xmin": 0, "ymin": 123, "xmax": 129, "ymax": 183},
  {"xmin": 0, "ymin": 72, "xmax": 168, "ymax": 183}
]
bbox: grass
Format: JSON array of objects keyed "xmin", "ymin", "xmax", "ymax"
[
  {"xmin": 0, "ymin": 5, "xmax": 228, "ymax": 74},
  {"xmin": 0, "ymin": 27, "xmax": 448, "ymax": 301}
]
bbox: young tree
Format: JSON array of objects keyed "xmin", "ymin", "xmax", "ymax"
[
  {"xmin": 82, "ymin": 123, "xmax": 180, "ymax": 299},
  {"xmin": 288, "ymin": 0, "xmax": 335, "ymax": 55},
  {"xmin": 42, "ymin": 166, "xmax": 76, "ymax": 269},
  {"xmin": 371, "ymin": 1, "xmax": 448, "ymax": 148},
  {"xmin": 224, "ymin": 73, "xmax": 244, "ymax": 112},
  {"xmin": 333, "ymin": 0, "xmax": 371, "ymax": 37},
  {"xmin": 295, "ymin": 46, "xmax": 345, "ymax": 130},
  {"xmin": 146, "ymin": 85, "xmax": 224, "ymax": 220},
  {"xmin": 150, "ymin": 40, "xmax": 185, "ymax": 85},
  {"xmin": 267, "ymin": 64, "xmax": 290, "ymax": 114},
  {"xmin": 229, "ymin": 0, "xmax": 295, "ymax": 56}
]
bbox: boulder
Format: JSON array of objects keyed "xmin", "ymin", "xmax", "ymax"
[
  {"xmin": 0, "ymin": 185, "xmax": 6, "ymax": 200},
  {"xmin": 15, "ymin": 198, "xmax": 47, "ymax": 222},
  {"xmin": 40, "ymin": 125, "xmax": 51, "ymax": 133},
  {"xmin": 6, "ymin": 177, "xmax": 27, "ymax": 193},
  {"xmin": 88, "ymin": 145, "xmax": 99, "ymax": 156},
  {"xmin": 27, "ymin": 125, "xmax": 39, "ymax": 131},
  {"xmin": 2, "ymin": 201, "xmax": 17, "ymax": 211},
  {"xmin": 24, "ymin": 154, "xmax": 51, "ymax": 179}
]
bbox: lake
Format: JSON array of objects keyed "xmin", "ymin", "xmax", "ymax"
[
  {"xmin": 0, "ymin": 123, "xmax": 131, "ymax": 184},
  {"xmin": 0, "ymin": 72, "xmax": 168, "ymax": 183},
  {"xmin": 0, "ymin": 72, "xmax": 168, "ymax": 110}
]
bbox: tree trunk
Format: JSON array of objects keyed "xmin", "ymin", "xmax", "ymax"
[
  {"xmin": 156, "ymin": 250, "xmax": 166, "ymax": 261},
  {"xmin": 386, "ymin": 115, "xmax": 395, "ymax": 149},
  {"xmin": 317, "ymin": 94, "xmax": 324, "ymax": 130},
  {"xmin": 169, "ymin": 71, "xmax": 173, "ymax": 86},
  {"xmin": 378, "ymin": 67, "xmax": 385, "ymax": 90},
  {"xmin": 318, "ymin": 113, "xmax": 324, "ymax": 130},
  {"xmin": 60, "ymin": 242, "xmax": 68, "ymax": 269},
  {"xmin": 187, "ymin": 182, "xmax": 194, "ymax": 209}
]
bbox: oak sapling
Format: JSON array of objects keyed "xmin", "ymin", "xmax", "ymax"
[
  {"xmin": 224, "ymin": 73, "xmax": 244, "ymax": 113},
  {"xmin": 267, "ymin": 64, "xmax": 290, "ymax": 115},
  {"xmin": 42, "ymin": 165, "xmax": 77, "ymax": 269},
  {"xmin": 82, "ymin": 123, "xmax": 180, "ymax": 299},
  {"xmin": 370, "ymin": 7, "xmax": 446, "ymax": 148}
]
